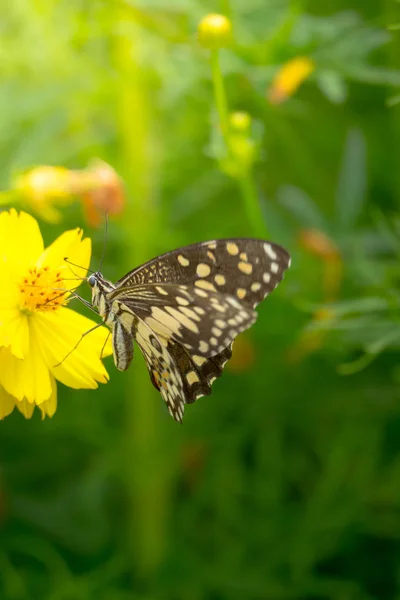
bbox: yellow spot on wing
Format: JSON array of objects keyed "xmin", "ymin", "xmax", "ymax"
[
  {"xmin": 178, "ymin": 254, "xmax": 190, "ymax": 266},
  {"xmin": 195, "ymin": 280, "xmax": 216, "ymax": 291},
  {"xmin": 176, "ymin": 296, "xmax": 190, "ymax": 306},
  {"xmin": 156, "ymin": 286, "xmax": 168, "ymax": 295},
  {"xmin": 186, "ymin": 370, "xmax": 200, "ymax": 384},
  {"xmin": 180, "ymin": 306, "xmax": 201, "ymax": 321},
  {"xmin": 226, "ymin": 242, "xmax": 239, "ymax": 255},
  {"xmin": 145, "ymin": 316, "xmax": 171, "ymax": 340},
  {"xmin": 207, "ymin": 251, "xmax": 216, "ymax": 262},
  {"xmin": 215, "ymin": 274, "xmax": 226, "ymax": 286},
  {"xmin": 251, "ymin": 282, "xmax": 261, "ymax": 292},
  {"xmin": 237, "ymin": 288, "xmax": 246, "ymax": 299},
  {"xmin": 193, "ymin": 355, "xmax": 207, "ymax": 366},
  {"xmin": 165, "ymin": 306, "xmax": 199, "ymax": 333},
  {"xmin": 199, "ymin": 340, "xmax": 209, "ymax": 353},
  {"xmin": 151, "ymin": 306, "xmax": 182, "ymax": 335},
  {"xmin": 238, "ymin": 261, "xmax": 252, "ymax": 275},
  {"xmin": 196, "ymin": 263, "xmax": 211, "ymax": 278}
]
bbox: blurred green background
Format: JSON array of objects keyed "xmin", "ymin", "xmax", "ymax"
[{"xmin": 1, "ymin": 1, "xmax": 400, "ymax": 599}]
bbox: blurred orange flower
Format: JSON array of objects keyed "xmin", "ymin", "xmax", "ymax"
[
  {"xmin": 268, "ymin": 56, "xmax": 315, "ymax": 104},
  {"xmin": 299, "ymin": 228, "xmax": 342, "ymax": 302},
  {"xmin": 227, "ymin": 335, "xmax": 256, "ymax": 373},
  {"xmin": 80, "ymin": 160, "xmax": 126, "ymax": 227},
  {"xmin": 9, "ymin": 160, "xmax": 125, "ymax": 227},
  {"xmin": 287, "ymin": 308, "xmax": 336, "ymax": 364}
]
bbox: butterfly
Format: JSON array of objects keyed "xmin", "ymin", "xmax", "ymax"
[{"xmin": 87, "ymin": 239, "xmax": 290, "ymax": 422}]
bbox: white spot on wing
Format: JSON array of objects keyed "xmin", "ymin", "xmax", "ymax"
[{"xmin": 264, "ymin": 243, "xmax": 277, "ymax": 260}]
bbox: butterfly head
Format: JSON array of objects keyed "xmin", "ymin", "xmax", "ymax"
[{"xmin": 87, "ymin": 272, "xmax": 116, "ymax": 320}]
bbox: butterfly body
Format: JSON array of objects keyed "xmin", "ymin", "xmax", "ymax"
[{"xmin": 87, "ymin": 239, "xmax": 290, "ymax": 422}]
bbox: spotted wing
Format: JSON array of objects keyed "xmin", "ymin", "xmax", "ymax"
[
  {"xmin": 115, "ymin": 238, "xmax": 290, "ymax": 309},
  {"xmin": 112, "ymin": 299, "xmax": 186, "ymax": 421},
  {"xmin": 109, "ymin": 283, "xmax": 257, "ymax": 357},
  {"xmin": 112, "ymin": 298, "xmax": 233, "ymax": 422},
  {"xmin": 165, "ymin": 341, "xmax": 233, "ymax": 405}
]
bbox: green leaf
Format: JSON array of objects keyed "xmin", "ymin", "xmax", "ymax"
[
  {"xmin": 277, "ymin": 185, "xmax": 327, "ymax": 229},
  {"xmin": 316, "ymin": 70, "xmax": 347, "ymax": 104},
  {"xmin": 336, "ymin": 128, "xmax": 366, "ymax": 230}
]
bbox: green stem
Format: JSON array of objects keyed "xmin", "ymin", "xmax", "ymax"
[
  {"xmin": 238, "ymin": 173, "xmax": 268, "ymax": 238},
  {"xmin": 210, "ymin": 49, "xmax": 267, "ymax": 237},
  {"xmin": 219, "ymin": 0, "xmax": 232, "ymax": 18},
  {"xmin": 210, "ymin": 50, "xmax": 230, "ymax": 148},
  {"xmin": 113, "ymin": 9, "xmax": 173, "ymax": 579}
]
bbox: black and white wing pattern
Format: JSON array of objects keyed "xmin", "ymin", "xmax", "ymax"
[
  {"xmin": 107, "ymin": 239, "xmax": 290, "ymax": 422},
  {"xmin": 115, "ymin": 239, "xmax": 290, "ymax": 309},
  {"xmin": 110, "ymin": 297, "xmax": 233, "ymax": 421},
  {"xmin": 109, "ymin": 283, "xmax": 256, "ymax": 357}
]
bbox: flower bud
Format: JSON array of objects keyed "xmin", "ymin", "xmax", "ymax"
[
  {"xmin": 230, "ymin": 111, "xmax": 252, "ymax": 133},
  {"xmin": 198, "ymin": 13, "xmax": 232, "ymax": 50}
]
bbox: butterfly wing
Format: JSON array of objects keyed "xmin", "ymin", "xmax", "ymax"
[
  {"xmin": 166, "ymin": 341, "xmax": 233, "ymax": 405},
  {"xmin": 115, "ymin": 238, "xmax": 290, "ymax": 308},
  {"xmin": 109, "ymin": 283, "xmax": 256, "ymax": 357},
  {"xmin": 112, "ymin": 298, "xmax": 233, "ymax": 422},
  {"xmin": 112, "ymin": 299, "xmax": 186, "ymax": 421},
  {"xmin": 107, "ymin": 238, "xmax": 291, "ymax": 422}
]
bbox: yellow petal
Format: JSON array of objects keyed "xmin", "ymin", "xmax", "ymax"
[
  {"xmin": 268, "ymin": 56, "xmax": 315, "ymax": 104},
  {"xmin": 0, "ymin": 308, "xmax": 30, "ymax": 359},
  {"xmin": 0, "ymin": 263, "xmax": 18, "ymax": 310},
  {"xmin": 36, "ymin": 229, "xmax": 91, "ymax": 290},
  {"xmin": 39, "ymin": 375, "xmax": 57, "ymax": 418},
  {"xmin": 0, "ymin": 341, "xmax": 52, "ymax": 403},
  {"xmin": 0, "ymin": 209, "xmax": 44, "ymax": 272},
  {"xmin": 32, "ymin": 307, "xmax": 111, "ymax": 389},
  {"xmin": 0, "ymin": 384, "xmax": 16, "ymax": 419},
  {"xmin": 16, "ymin": 398, "xmax": 36, "ymax": 419}
]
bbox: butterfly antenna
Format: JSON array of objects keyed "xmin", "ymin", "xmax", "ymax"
[
  {"xmin": 98, "ymin": 212, "xmax": 108, "ymax": 273},
  {"xmin": 64, "ymin": 257, "xmax": 94, "ymax": 274}
]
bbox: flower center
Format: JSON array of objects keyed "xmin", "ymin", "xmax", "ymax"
[{"xmin": 19, "ymin": 266, "xmax": 67, "ymax": 313}]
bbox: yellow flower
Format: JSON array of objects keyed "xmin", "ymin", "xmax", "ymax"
[
  {"xmin": 0, "ymin": 210, "xmax": 112, "ymax": 419},
  {"xmin": 268, "ymin": 56, "xmax": 315, "ymax": 104}
]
